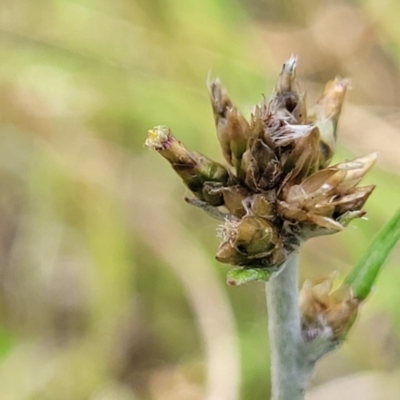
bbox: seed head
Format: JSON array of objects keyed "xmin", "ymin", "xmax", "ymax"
[
  {"xmin": 145, "ymin": 58, "xmax": 376, "ymax": 283},
  {"xmin": 299, "ymin": 274, "xmax": 359, "ymax": 341}
]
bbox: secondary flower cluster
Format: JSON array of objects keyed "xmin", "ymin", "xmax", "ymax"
[
  {"xmin": 146, "ymin": 57, "xmax": 376, "ymax": 278},
  {"xmin": 299, "ymin": 273, "xmax": 359, "ymax": 341}
]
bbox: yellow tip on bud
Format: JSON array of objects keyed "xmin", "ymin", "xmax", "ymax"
[{"xmin": 145, "ymin": 125, "xmax": 172, "ymax": 150}]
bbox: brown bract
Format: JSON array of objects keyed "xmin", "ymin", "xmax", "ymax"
[
  {"xmin": 146, "ymin": 57, "xmax": 376, "ymax": 272},
  {"xmin": 299, "ymin": 274, "xmax": 359, "ymax": 340}
]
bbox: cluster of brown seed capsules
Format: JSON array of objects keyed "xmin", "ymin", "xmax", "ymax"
[{"xmin": 146, "ymin": 56, "xmax": 376, "ymax": 282}]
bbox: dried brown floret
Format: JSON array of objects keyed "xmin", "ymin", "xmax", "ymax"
[{"xmin": 146, "ymin": 58, "xmax": 376, "ymax": 276}]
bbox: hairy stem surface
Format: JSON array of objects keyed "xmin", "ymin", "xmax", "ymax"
[{"xmin": 266, "ymin": 253, "xmax": 314, "ymax": 400}]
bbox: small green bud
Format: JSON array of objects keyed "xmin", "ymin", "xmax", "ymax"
[
  {"xmin": 216, "ymin": 216, "xmax": 282, "ymax": 266},
  {"xmin": 234, "ymin": 216, "xmax": 278, "ymax": 256},
  {"xmin": 226, "ymin": 267, "xmax": 275, "ymax": 286}
]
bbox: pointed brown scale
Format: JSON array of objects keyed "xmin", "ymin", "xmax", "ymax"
[
  {"xmin": 252, "ymin": 105, "xmax": 275, "ymax": 149},
  {"xmin": 259, "ymin": 162, "xmax": 283, "ymax": 191},
  {"xmin": 216, "ymin": 240, "xmax": 248, "ymax": 265},
  {"xmin": 249, "ymin": 107, "xmax": 268, "ymax": 143},
  {"xmin": 270, "ymin": 56, "xmax": 307, "ymax": 124},
  {"xmin": 270, "ymin": 122, "xmax": 318, "ymax": 185},
  {"xmin": 244, "ymin": 194, "xmax": 276, "ymax": 220},
  {"xmin": 226, "ymin": 107, "xmax": 251, "ymax": 178},
  {"xmin": 312, "ymin": 274, "xmax": 337, "ymax": 305},
  {"xmin": 227, "ymin": 107, "xmax": 250, "ymax": 159},
  {"xmin": 245, "ymin": 138, "xmax": 265, "ymax": 188},
  {"xmin": 282, "ymin": 185, "xmax": 306, "ymax": 206},
  {"xmin": 240, "ymin": 147, "xmax": 258, "ymax": 191},
  {"xmin": 146, "ymin": 126, "xmax": 229, "ymax": 200},
  {"xmin": 207, "ymin": 78, "xmax": 234, "ymax": 165},
  {"xmin": 263, "ymin": 126, "xmax": 275, "ymax": 150},
  {"xmin": 277, "ymin": 151, "xmax": 375, "ymax": 236},
  {"xmin": 300, "ymin": 168, "xmax": 344, "ymax": 196},
  {"xmin": 332, "ymin": 185, "xmax": 375, "ymax": 215},
  {"xmin": 208, "ymin": 77, "xmax": 251, "ymax": 169},
  {"xmin": 313, "ymin": 202, "xmax": 336, "ymax": 216},
  {"xmin": 249, "ymin": 242, "xmax": 287, "ymax": 267},
  {"xmin": 309, "ymin": 78, "xmax": 349, "ymax": 167},
  {"xmin": 202, "ymin": 182, "xmax": 225, "ymax": 207},
  {"xmin": 327, "ymin": 300, "xmax": 359, "ymax": 339},
  {"xmin": 299, "ymin": 280, "xmax": 315, "ymax": 322},
  {"xmin": 306, "ymin": 213, "xmax": 343, "ymax": 231},
  {"xmin": 240, "ymin": 107, "xmax": 276, "ymax": 187},
  {"xmin": 301, "ymin": 189, "xmax": 336, "ymax": 211},
  {"xmin": 269, "ymin": 245, "xmax": 288, "ymax": 267},
  {"xmin": 289, "ymin": 125, "xmax": 320, "ymax": 179},
  {"xmin": 277, "ymin": 200, "xmax": 308, "ymax": 222},
  {"xmin": 279, "ymin": 125, "xmax": 321, "ymax": 191},
  {"xmin": 313, "ymin": 78, "xmax": 349, "ymax": 124},
  {"xmin": 292, "ymin": 91, "xmax": 307, "ymax": 124},
  {"xmin": 335, "ymin": 153, "xmax": 378, "ymax": 191},
  {"xmin": 300, "ymin": 274, "xmax": 359, "ymax": 340},
  {"xmin": 221, "ymin": 185, "xmax": 250, "ymax": 218},
  {"xmin": 207, "ymin": 77, "xmax": 233, "ymax": 117},
  {"xmin": 243, "ymin": 138, "xmax": 282, "ymax": 191},
  {"xmin": 241, "ymin": 116, "xmax": 259, "ymax": 175}
]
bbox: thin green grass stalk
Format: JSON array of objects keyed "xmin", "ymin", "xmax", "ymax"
[{"xmin": 344, "ymin": 209, "xmax": 400, "ymax": 300}]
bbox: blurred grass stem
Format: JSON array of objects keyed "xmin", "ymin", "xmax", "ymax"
[
  {"xmin": 266, "ymin": 252, "xmax": 313, "ymax": 400},
  {"xmin": 344, "ymin": 209, "xmax": 400, "ymax": 300}
]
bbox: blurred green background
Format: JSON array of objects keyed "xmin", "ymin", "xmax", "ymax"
[{"xmin": 0, "ymin": 0, "xmax": 400, "ymax": 399}]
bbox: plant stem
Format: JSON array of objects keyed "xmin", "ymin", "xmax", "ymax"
[
  {"xmin": 266, "ymin": 252, "xmax": 314, "ymax": 400},
  {"xmin": 344, "ymin": 209, "xmax": 400, "ymax": 300}
]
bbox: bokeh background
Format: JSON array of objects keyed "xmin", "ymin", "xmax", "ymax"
[{"xmin": 0, "ymin": 0, "xmax": 400, "ymax": 399}]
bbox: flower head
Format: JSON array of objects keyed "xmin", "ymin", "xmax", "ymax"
[
  {"xmin": 145, "ymin": 58, "xmax": 376, "ymax": 283},
  {"xmin": 299, "ymin": 273, "xmax": 359, "ymax": 341}
]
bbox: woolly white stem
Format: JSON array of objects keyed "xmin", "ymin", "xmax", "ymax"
[{"xmin": 266, "ymin": 252, "xmax": 314, "ymax": 400}]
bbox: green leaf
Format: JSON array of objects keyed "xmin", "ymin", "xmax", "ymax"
[
  {"xmin": 226, "ymin": 267, "xmax": 274, "ymax": 286},
  {"xmin": 344, "ymin": 209, "xmax": 400, "ymax": 301}
]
